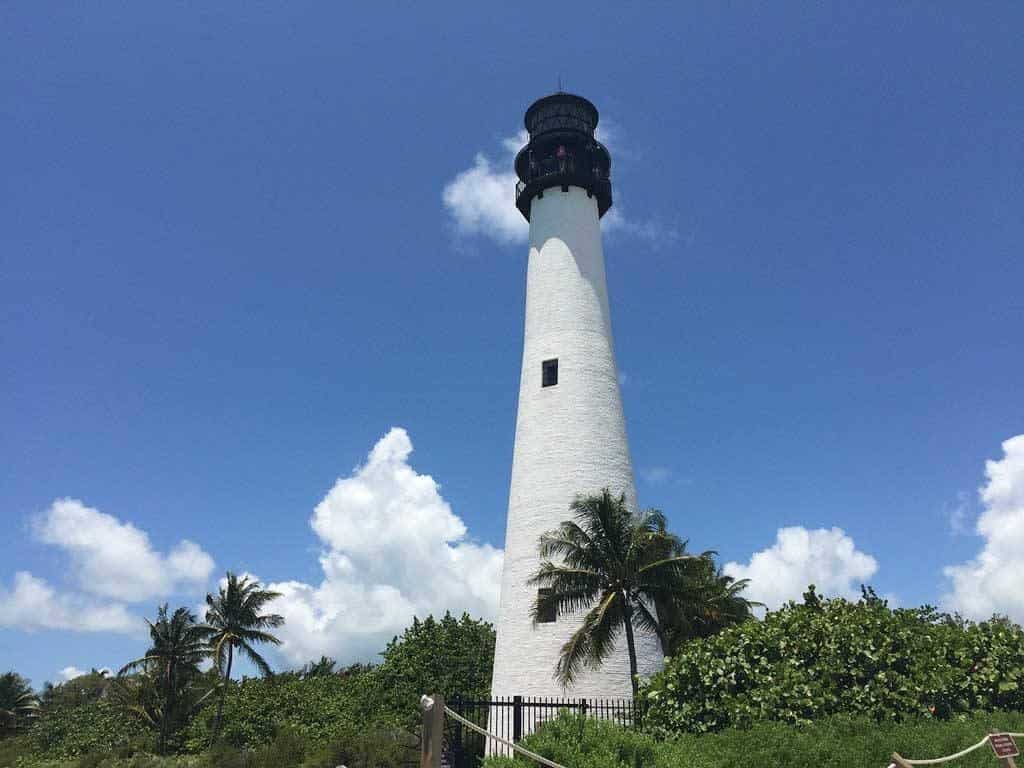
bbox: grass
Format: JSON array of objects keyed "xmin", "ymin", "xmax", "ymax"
[{"xmin": 484, "ymin": 711, "xmax": 1024, "ymax": 768}]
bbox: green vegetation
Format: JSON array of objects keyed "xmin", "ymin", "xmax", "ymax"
[
  {"xmin": 0, "ymin": 673, "xmax": 38, "ymax": 737},
  {"xmin": 372, "ymin": 613, "xmax": 496, "ymax": 726},
  {"xmin": 117, "ymin": 606, "xmax": 215, "ymax": 754},
  {"xmin": 5, "ymin": 517, "xmax": 1024, "ymax": 768},
  {"xmin": 650, "ymin": 538, "xmax": 759, "ymax": 657},
  {"xmin": 643, "ymin": 586, "xmax": 1024, "ymax": 735},
  {"xmin": 530, "ymin": 490, "xmax": 756, "ymax": 697},
  {"xmin": 202, "ymin": 573, "xmax": 284, "ymax": 745},
  {"xmin": 180, "ymin": 667, "xmax": 381, "ymax": 750},
  {"xmin": 1, "ymin": 610, "xmax": 494, "ymax": 767},
  {"xmin": 486, "ymin": 710, "xmax": 1024, "ymax": 768}
]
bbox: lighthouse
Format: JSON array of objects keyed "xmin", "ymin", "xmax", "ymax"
[{"xmin": 490, "ymin": 93, "xmax": 662, "ymax": 703}]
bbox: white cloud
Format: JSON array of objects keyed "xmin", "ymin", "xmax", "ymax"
[
  {"xmin": 724, "ymin": 526, "xmax": 879, "ymax": 610},
  {"xmin": 442, "ymin": 150, "xmax": 527, "ymax": 244},
  {"xmin": 266, "ymin": 427, "xmax": 504, "ymax": 665},
  {"xmin": 33, "ymin": 498, "xmax": 215, "ymax": 602},
  {"xmin": 0, "ymin": 571, "xmax": 138, "ymax": 633},
  {"xmin": 442, "ymin": 126, "xmax": 676, "ymax": 247},
  {"xmin": 58, "ymin": 665, "xmax": 111, "ymax": 681},
  {"xmin": 942, "ymin": 435, "xmax": 1024, "ymax": 622},
  {"xmin": 59, "ymin": 666, "xmax": 85, "ymax": 681}
]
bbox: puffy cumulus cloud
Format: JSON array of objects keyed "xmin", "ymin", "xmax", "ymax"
[
  {"xmin": 266, "ymin": 428, "xmax": 504, "ymax": 665},
  {"xmin": 33, "ymin": 498, "xmax": 214, "ymax": 602},
  {"xmin": 442, "ymin": 127, "xmax": 677, "ymax": 248},
  {"xmin": 59, "ymin": 666, "xmax": 85, "ymax": 681},
  {"xmin": 942, "ymin": 435, "xmax": 1024, "ymax": 622},
  {"xmin": 58, "ymin": 665, "xmax": 110, "ymax": 681},
  {"xmin": 724, "ymin": 526, "xmax": 879, "ymax": 610},
  {"xmin": 442, "ymin": 148, "xmax": 527, "ymax": 244},
  {"xmin": 0, "ymin": 572, "xmax": 138, "ymax": 633}
]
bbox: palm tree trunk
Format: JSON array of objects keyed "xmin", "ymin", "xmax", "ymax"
[
  {"xmin": 160, "ymin": 662, "xmax": 174, "ymax": 755},
  {"xmin": 621, "ymin": 597, "xmax": 640, "ymax": 699},
  {"xmin": 210, "ymin": 644, "xmax": 233, "ymax": 745}
]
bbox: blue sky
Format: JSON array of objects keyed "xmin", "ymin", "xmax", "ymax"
[{"xmin": 2, "ymin": 3, "xmax": 1022, "ymax": 688}]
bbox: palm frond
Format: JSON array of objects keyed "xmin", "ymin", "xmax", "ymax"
[
  {"xmin": 554, "ymin": 590, "xmax": 622, "ymax": 687},
  {"xmin": 237, "ymin": 642, "xmax": 274, "ymax": 677}
]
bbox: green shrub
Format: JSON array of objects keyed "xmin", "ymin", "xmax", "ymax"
[
  {"xmin": 251, "ymin": 727, "xmax": 306, "ymax": 768},
  {"xmin": 643, "ymin": 592, "xmax": 1024, "ymax": 734},
  {"xmin": 486, "ymin": 710, "xmax": 1024, "ymax": 768},
  {"xmin": 0, "ymin": 735, "xmax": 35, "ymax": 767},
  {"xmin": 371, "ymin": 613, "xmax": 495, "ymax": 727},
  {"xmin": 183, "ymin": 612, "xmax": 493, "ymax": 752},
  {"xmin": 182, "ymin": 672, "xmax": 381, "ymax": 751},
  {"xmin": 29, "ymin": 699, "xmax": 149, "ymax": 760},
  {"xmin": 199, "ymin": 743, "xmax": 247, "ymax": 768},
  {"xmin": 299, "ymin": 724, "xmax": 408, "ymax": 768}
]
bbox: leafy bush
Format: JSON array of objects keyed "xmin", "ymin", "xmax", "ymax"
[
  {"xmin": 0, "ymin": 734, "xmax": 35, "ymax": 767},
  {"xmin": 643, "ymin": 590, "xmax": 1024, "ymax": 734},
  {"xmin": 181, "ymin": 612, "xmax": 493, "ymax": 752},
  {"xmin": 371, "ymin": 612, "xmax": 495, "ymax": 726},
  {"xmin": 10, "ymin": 612, "xmax": 492, "ymax": 764},
  {"xmin": 183, "ymin": 672, "xmax": 381, "ymax": 751},
  {"xmin": 486, "ymin": 710, "xmax": 1024, "ymax": 768},
  {"xmin": 28, "ymin": 698, "xmax": 150, "ymax": 760},
  {"xmin": 299, "ymin": 723, "xmax": 410, "ymax": 768}
]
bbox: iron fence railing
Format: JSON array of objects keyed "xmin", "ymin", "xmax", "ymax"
[{"xmin": 447, "ymin": 695, "xmax": 643, "ymax": 768}]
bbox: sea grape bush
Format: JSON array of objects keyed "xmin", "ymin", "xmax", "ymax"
[{"xmin": 642, "ymin": 588, "xmax": 1024, "ymax": 735}]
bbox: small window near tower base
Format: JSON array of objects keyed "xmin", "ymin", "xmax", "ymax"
[
  {"xmin": 542, "ymin": 358, "xmax": 558, "ymax": 387},
  {"xmin": 537, "ymin": 588, "xmax": 556, "ymax": 623}
]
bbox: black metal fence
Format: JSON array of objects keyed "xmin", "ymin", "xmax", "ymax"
[{"xmin": 447, "ymin": 695, "xmax": 643, "ymax": 768}]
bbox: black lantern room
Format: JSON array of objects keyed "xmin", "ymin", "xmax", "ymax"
[{"xmin": 514, "ymin": 93, "xmax": 613, "ymax": 221}]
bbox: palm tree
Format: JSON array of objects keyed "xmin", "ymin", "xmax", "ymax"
[
  {"xmin": 299, "ymin": 656, "xmax": 338, "ymax": 679},
  {"xmin": 529, "ymin": 489, "xmax": 708, "ymax": 698},
  {"xmin": 655, "ymin": 557, "xmax": 760, "ymax": 656},
  {"xmin": 0, "ymin": 671, "xmax": 39, "ymax": 736},
  {"xmin": 204, "ymin": 572, "xmax": 284, "ymax": 743},
  {"xmin": 118, "ymin": 605, "xmax": 211, "ymax": 754},
  {"xmin": 645, "ymin": 516, "xmax": 759, "ymax": 656}
]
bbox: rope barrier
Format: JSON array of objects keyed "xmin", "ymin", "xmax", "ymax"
[
  {"xmin": 889, "ymin": 732, "xmax": 1024, "ymax": 766},
  {"xmin": 443, "ymin": 705, "xmax": 569, "ymax": 768}
]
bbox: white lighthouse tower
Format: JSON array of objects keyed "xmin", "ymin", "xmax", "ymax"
[{"xmin": 490, "ymin": 94, "xmax": 662, "ymax": 704}]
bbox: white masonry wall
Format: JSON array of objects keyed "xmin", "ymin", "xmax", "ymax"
[{"xmin": 490, "ymin": 186, "xmax": 663, "ymax": 706}]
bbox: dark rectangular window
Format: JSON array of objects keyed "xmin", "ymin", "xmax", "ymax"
[
  {"xmin": 536, "ymin": 588, "xmax": 556, "ymax": 623},
  {"xmin": 542, "ymin": 358, "xmax": 558, "ymax": 387}
]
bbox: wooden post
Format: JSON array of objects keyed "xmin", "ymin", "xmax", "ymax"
[{"xmin": 420, "ymin": 694, "xmax": 445, "ymax": 768}]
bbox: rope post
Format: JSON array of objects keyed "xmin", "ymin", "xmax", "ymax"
[{"xmin": 420, "ymin": 694, "xmax": 445, "ymax": 768}]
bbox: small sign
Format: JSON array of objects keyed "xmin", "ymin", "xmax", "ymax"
[{"xmin": 990, "ymin": 733, "xmax": 1020, "ymax": 758}]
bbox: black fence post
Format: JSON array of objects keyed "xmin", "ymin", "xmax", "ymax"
[
  {"xmin": 512, "ymin": 695, "xmax": 523, "ymax": 743},
  {"xmin": 451, "ymin": 695, "xmax": 463, "ymax": 768}
]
